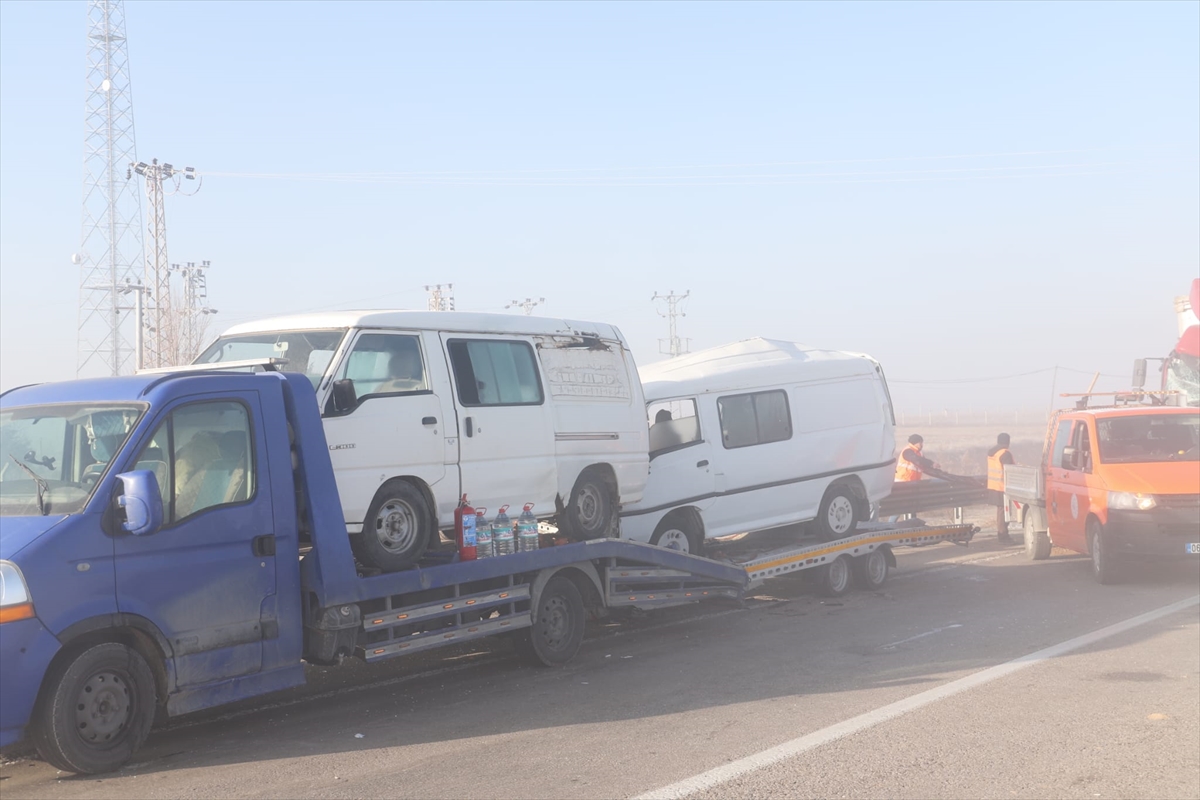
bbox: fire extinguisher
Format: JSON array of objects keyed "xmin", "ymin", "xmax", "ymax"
[{"xmin": 455, "ymin": 494, "xmax": 477, "ymax": 561}]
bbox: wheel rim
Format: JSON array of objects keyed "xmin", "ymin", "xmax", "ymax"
[
  {"xmin": 1024, "ymin": 514, "xmax": 1036, "ymax": 555},
  {"xmin": 829, "ymin": 557, "xmax": 850, "ymax": 592},
  {"xmin": 656, "ymin": 528, "xmax": 691, "ymax": 554},
  {"xmin": 375, "ymin": 499, "xmax": 418, "ymax": 554},
  {"xmin": 1091, "ymin": 530, "xmax": 1102, "ymax": 575},
  {"xmin": 575, "ymin": 483, "xmax": 604, "ymax": 529},
  {"xmin": 75, "ymin": 670, "xmax": 131, "ymax": 746},
  {"xmin": 827, "ymin": 495, "xmax": 855, "ymax": 534},
  {"xmin": 537, "ymin": 595, "xmax": 572, "ymax": 652},
  {"xmin": 865, "ymin": 551, "xmax": 887, "ymax": 585}
]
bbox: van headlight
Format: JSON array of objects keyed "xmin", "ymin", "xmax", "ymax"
[
  {"xmin": 0, "ymin": 561, "xmax": 35, "ymax": 624},
  {"xmin": 1107, "ymin": 492, "xmax": 1157, "ymax": 511}
]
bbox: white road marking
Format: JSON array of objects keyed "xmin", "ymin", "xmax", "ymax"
[
  {"xmin": 633, "ymin": 594, "xmax": 1200, "ymax": 800},
  {"xmin": 876, "ymin": 623, "xmax": 962, "ymax": 651}
]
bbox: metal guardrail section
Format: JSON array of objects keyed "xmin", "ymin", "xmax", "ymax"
[
  {"xmin": 877, "ymin": 479, "xmax": 993, "ymax": 516},
  {"xmin": 737, "ymin": 523, "xmax": 976, "ymax": 587}
]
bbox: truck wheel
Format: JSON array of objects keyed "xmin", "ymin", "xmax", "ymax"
[
  {"xmin": 31, "ymin": 642, "xmax": 156, "ymax": 775},
  {"xmin": 519, "ymin": 576, "xmax": 586, "ymax": 667},
  {"xmin": 561, "ymin": 468, "xmax": 617, "ymax": 541},
  {"xmin": 650, "ymin": 513, "xmax": 703, "ymax": 555},
  {"xmin": 355, "ymin": 481, "xmax": 432, "ymax": 572},
  {"xmin": 814, "ymin": 483, "xmax": 860, "ymax": 542},
  {"xmin": 1088, "ymin": 519, "xmax": 1121, "ymax": 585},
  {"xmin": 853, "ymin": 549, "xmax": 889, "ymax": 590},
  {"xmin": 1024, "ymin": 511, "xmax": 1051, "ymax": 561},
  {"xmin": 816, "ymin": 555, "xmax": 853, "ymax": 597}
]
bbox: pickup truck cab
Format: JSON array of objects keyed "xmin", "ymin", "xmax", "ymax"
[{"xmin": 1006, "ymin": 405, "xmax": 1200, "ymax": 582}]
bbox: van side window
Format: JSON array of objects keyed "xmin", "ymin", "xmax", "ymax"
[
  {"xmin": 341, "ymin": 334, "xmax": 428, "ymax": 398},
  {"xmin": 717, "ymin": 390, "xmax": 792, "ymax": 449},
  {"xmin": 1051, "ymin": 420, "xmax": 1073, "ymax": 469},
  {"xmin": 648, "ymin": 399, "xmax": 701, "ymax": 456},
  {"xmin": 132, "ymin": 401, "xmax": 255, "ymax": 524},
  {"xmin": 447, "ymin": 340, "xmax": 544, "ymax": 406}
]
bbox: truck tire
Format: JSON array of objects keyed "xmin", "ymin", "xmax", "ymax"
[
  {"xmin": 519, "ymin": 576, "xmax": 586, "ymax": 667},
  {"xmin": 853, "ymin": 548, "xmax": 889, "ymax": 590},
  {"xmin": 816, "ymin": 555, "xmax": 853, "ymax": 597},
  {"xmin": 1024, "ymin": 511, "xmax": 1051, "ymax": 561},
  {"xmin": 650, "ymin": 513, "xmax": 703, "ymax": 556},
  {"xmin": 813, "ymin": 483, "xmax": 860, "ymax": 542},
  {"xmin": 31, "ymin": 642, "xmax": 156, "ymax": 775},
  {"xmin": 1088, "ymin": 518, "xmax": 1121, "ymax": 585},
  {"xmin": 354, "ymin": 481, "xmax": 432, "ymax": 572},
  {"xmin": 561, "ymin": 467, "xmax": 617, "ymax": 541}
]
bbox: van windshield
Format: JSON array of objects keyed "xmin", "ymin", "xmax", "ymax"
[
  {"xmin": 194, "ymin": 329, "xmax": 347, "ymax": 388},
  {"xmin": 1095, "ymin": 413, "xmax": 1200, "ymax": 464},
  {"xmin": 0, "ymin": 403, "xmax": 144, "ymax": 516}
]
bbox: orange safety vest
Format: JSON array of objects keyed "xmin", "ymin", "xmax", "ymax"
[
  {"xmin": 987, "ymin": 448, "xmax": 1011, "ymax": 491},
  {"xmin": 895, "ymin": 445, "xmax": 924, "ymax": 482}
]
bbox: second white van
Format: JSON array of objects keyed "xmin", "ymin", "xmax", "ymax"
[{"xmin": 619, "ymin": 338, "xmax": 897, "ymax": 553}]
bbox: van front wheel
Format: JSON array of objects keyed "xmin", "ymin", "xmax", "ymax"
[
  {"xmin": 814, "ymin": 483, "xmax": 860, "ymax": 541},
  {"xmin": 355, "ymin": 481, "xmax": 432, "ymax": 571},
  {"xmin": 562, "ymin": 468, "xmax": 617, "ymax": 541}
]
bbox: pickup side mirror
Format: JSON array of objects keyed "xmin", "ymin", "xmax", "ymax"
[
  {"xmin": 116, "ymin": 470, "xmax": 164, "ymax": 536},
  {"xmin": 1132, "ymin": 358, "xmax": 1147, "ymax": 389},
  {"xmin": 1060, "ymin": 446, "xmax": 1077, "ymax": 471},
  {"xmin": 331, "ymin": 379, "xmax": 358, "ymax": 413}
]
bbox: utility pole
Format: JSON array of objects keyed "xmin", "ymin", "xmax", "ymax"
[
  {"xmin": 171, "ymin": 260, "xmax": 217, "ymax": 361},
  {"xmin": 506, "ymin": 297, "xmax": 545, "ymax": 315},
  {"xmin": 652, "ymin": 290, "xmax": 691, "ymax": 358},
  {"xmin": 425, "ymin": 284, "xmax": 455, "ymax": 311},
  {"xmin": 130, "ymin": 159, "xmax": 198, "ymax": 367},
  {"xmin": 75, "ymin": 0, "xmax": 143, "ymax": 377}
]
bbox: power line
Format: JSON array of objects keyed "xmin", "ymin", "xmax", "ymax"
[{"xmin": 892, "ymin": 366, "xmax": 1127, "ymax": 385}]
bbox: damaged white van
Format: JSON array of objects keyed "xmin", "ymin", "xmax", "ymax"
[
  {"xmin": 194, "ymin": 311, "xmax": 648, "ymax": 570},
  {"xmin": 619, "ymin": 338, "xmax": 897, "ymax": 554}
]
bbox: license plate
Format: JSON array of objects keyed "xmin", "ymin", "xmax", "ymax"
[{"xmin": 1189, "ymin": 543, "xmax": 1200, "ymax": 555}]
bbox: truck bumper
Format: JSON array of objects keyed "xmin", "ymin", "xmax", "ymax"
[
  {"xmin": 0, "ymin": 616, "xmax": 62, "ymax": 750},
  {"xmin": 1106, "ymin": 504, "xmax": 1200, "ymax": 559}
]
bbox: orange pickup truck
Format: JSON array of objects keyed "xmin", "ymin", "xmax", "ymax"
[{"xmin": 1003, "ymin": 405, "xmax": 1200, "ymax": 583}]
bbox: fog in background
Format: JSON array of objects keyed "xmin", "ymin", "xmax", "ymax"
[{"xmin": 2, "ymin": 1, "xmax": 1197, "ymax": 418}]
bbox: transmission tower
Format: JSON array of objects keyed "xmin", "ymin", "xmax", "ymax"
[
  {"xmin": 652, "ymin": 290, "xmax": 691, "ymax": 357},
  {"xmin": 171, "ymin": 260, "xmax": 217, "ymax": 361},
  {"xmin": 74, "ymin": 0, "xmax": 144, "ymax": 377},
  {"xmin": 425, "ymin": 284, "xmax": 455, "ymax": 311},
  {"xmin": 506, "ymin": 297, "xmax": 545, "ymax": 315},
  {"xmin": 130, "ymin": 158, "xmax": 199, "ymax": 367}
]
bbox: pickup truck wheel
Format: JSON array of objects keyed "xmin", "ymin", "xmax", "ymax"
[
  {"xmin": 814, "ymin": 483, "xmax": 860, "ymax": 541},
  {"xmin": 1024, "ymin": 511, "xmax": 1051, "ymax": 561},
  {"xmin": 561, "ymin": 468, "xmax": 617, "ymax": 541},
  {"xmin": 816, "ymin": 555, "xmax": 853, "ymax": 597},
  {"xmin": 650, "ymin": 514, "xmax": 703, "ymax": 555},
  {"xmin": 31, "ymin": 643, "xmax": 156, "ymax": 775},
  {"xmin": 1088, "ymin": 519, "xmax": 1121, "ymax": 585},
  {"xmin": 355, "ymin": 481, "xmax": 431, "ymax": 572},
  {"xmin": 853, "ymin": 549, "xmax": 889, "ymax": 590},
  {"xmin": 519, "ymin": 576, "xmax": 586, "ymax": 667}
]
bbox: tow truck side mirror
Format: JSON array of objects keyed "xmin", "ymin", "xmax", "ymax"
[
  {"xmin": 1132, "ymin": 359, "xmax": 1147, "ymax": 389},
  {"xmin": 116, "ymin": 470, "xmax": 164, "ymax": 536},
  {"xmin": 331, "ymin": 379, "xmax": 358, "ymax": 414}
]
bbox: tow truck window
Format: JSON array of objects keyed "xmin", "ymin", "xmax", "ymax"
[
  {"xmin": 648, "ymin": 399, "xmax": 701, "ymax": 457},
  {"xmin": 717, "ymin": 390, "xmax": 792, "ymax": 449},
  {"xmin": 1096, "ymin": 414, "xmax": 1200, "ymax": 463}
]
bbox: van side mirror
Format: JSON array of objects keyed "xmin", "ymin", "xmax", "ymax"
[
  {"xmin": 1132, "ymin": 359, "xmax": 1147, "ymax": 389},
  {"xmin": 116, "ymin": 470, "xmax": 163, "ymax": 536},
  {"xmin": 331, "ymin": 379, "xmax": 358, "ymax": 413},
  {"xmin": 1060, "ymin": 446, "xmax": 1077, "ymax": 471}
]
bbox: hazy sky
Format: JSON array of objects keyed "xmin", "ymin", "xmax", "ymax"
[{"xmin": 1, "ymin": 0, "xmax": 1197, "ymax": 415}]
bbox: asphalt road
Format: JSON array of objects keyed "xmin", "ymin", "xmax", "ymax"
[{"xmin": 3, "ymin": 536, "xmax": 1198, "ymax": 800}]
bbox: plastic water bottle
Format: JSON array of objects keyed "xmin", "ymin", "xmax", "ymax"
[
  {"xmin": 474, "ymin": 508, "xmax": 493, "ymax": 559},
  {"xmin": 493, "ymin": 505, "xmax": 515, "ymax": 556},
  {"xmin": 516, "ymin": 503, "xmax": 539, "ymax": 553}
]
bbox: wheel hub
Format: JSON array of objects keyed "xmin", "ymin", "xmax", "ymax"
[
  {"xmin": 828, "ymin": 496, "xmax": 854, "ymax": 534},
  {"xmin": 76, "ymin": 671, "xmax": 130, "ymax": 743},
  {"xmin": 657, "ymin": 529, "xmax": 690, "ymax": 553},
  {"xmin": 376, "ymin": 501, "xmax": 416, "ymax": 553},
  {"xmin": 577, "ymin": 485, "xmax": 601, "ymax": 527},
  {"xmin": 540, "ymin": 597, "xmax": 570, "ymax": 648},
  {"xmin": 829, "ymin": 558, "xmax": 849, "ymax": 591},
  {"xmin": 866, "ymin": 552, "xmax": 886, "ymax": 584}
]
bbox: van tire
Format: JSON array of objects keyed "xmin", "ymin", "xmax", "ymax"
[
  {"xmin": 1024, "ymin": 511, "xmax": 1051, "ymax": 561},
  {"xmin": 354, "ymin": 481, "xmax": 432, "ymax": 571},
  {"xmin": 31, "ymin": 642, "xmax": 157, "ymax": 775},
  {"xmin": 561, "ymin": 468, "xmax": 617, "ymax": 541},
  {"xmin": 518, "ymin": 576, "xmax": 586, "ymax": 666},
  {"xmin": 650, "ymin": 513, "xmax": 703, "ymax": 556},
  {"xmin": 816, "ymin": 555, "xmax": 853, "ymax": 597},
  {"xmin": 814, "ymin": 483, "xmax": 860, "ymax": 541},
  {"xmin": 1088, "ymin": 518, "xmax": 1120, "ymax": 585}
]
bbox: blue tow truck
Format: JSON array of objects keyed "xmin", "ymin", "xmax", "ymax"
[{"xmin": 0, "ymin": 369, "xmax": 974, "ymax": 774}]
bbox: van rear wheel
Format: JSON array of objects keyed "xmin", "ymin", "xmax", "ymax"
[
  {"xmin": 354, "ymin": 481, "xmax": 432, "ymax": 571},
  {"xmin": 561, "ymin": 468, "xmax": 617, "ymax": 541},
  {"xmin": 814, "ymin": 483, "xmax": 861, "ymax": 541}
]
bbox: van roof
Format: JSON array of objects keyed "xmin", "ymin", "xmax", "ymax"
[
  {"xmin": 640, "ymin": 337, "xmax": 879, "ymax": 400},
  {"xmin": 217, "ymin": 310, "xmax": 626, "ymax": 343}
]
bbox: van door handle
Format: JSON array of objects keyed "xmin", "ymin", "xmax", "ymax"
[
  {"xmin": 465, "ymin": 417, "xmax": 474, "ymax": 437},
  {"xmin": 252, "ymin": 535, "xmax": 276, "ymax": 557},
  {"xmin": 422, "ymin": 416, "xmax": 437, "ymax": 426},
  {"xmin": 697, "ymin": 460, "xmax": 709, "ymax": 468}
]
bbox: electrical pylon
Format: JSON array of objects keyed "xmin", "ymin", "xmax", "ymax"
[{"xmin": 652, "ymin": 290, "xmax": 691, "ymax": 357}]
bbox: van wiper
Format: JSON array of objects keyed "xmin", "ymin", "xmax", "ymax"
[{"xmin": 8, "ymin": 454, "xmax": 48, "ymax": 515}]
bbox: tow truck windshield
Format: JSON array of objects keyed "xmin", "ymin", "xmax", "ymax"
[
  {"xmin": 1096, "ymin": 413, "xmax": 1200, "ymax": 464},
  {"xmin": 194, "ymin": 329, "xmax": 346, "ymax": 388},
  {"xmin": 0, "ymin": 403, "xmax": 144, "ymax": 516}
]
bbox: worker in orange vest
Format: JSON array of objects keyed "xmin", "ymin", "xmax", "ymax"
[
  {"xmin": 987, "ymin": 432, "xmax": 1016, "ymax": 544},
  {"xmin": 895, "ymin": 434, "xmax": 938, "ymax": 482}
]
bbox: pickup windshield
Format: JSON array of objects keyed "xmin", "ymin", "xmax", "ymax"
[
  {"xmin": 195, "ymin": 329, "xmax": 347, "ymax": 388},
  {"xmin": 1096, "ymin": 413, "xmax": 1200, "ymax": 464},
  {"xmin": 0, "ymin": 403, "xmax": 144, "ymax": 516}
]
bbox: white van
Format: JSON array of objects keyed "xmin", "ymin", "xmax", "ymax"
[
  {"xmin": 619, "ymin": 338, "xmax": 897, "ymax": 554},
  {"xmin": 194, "ymin": 311, "xmax": 649, "ymax": 570}
]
